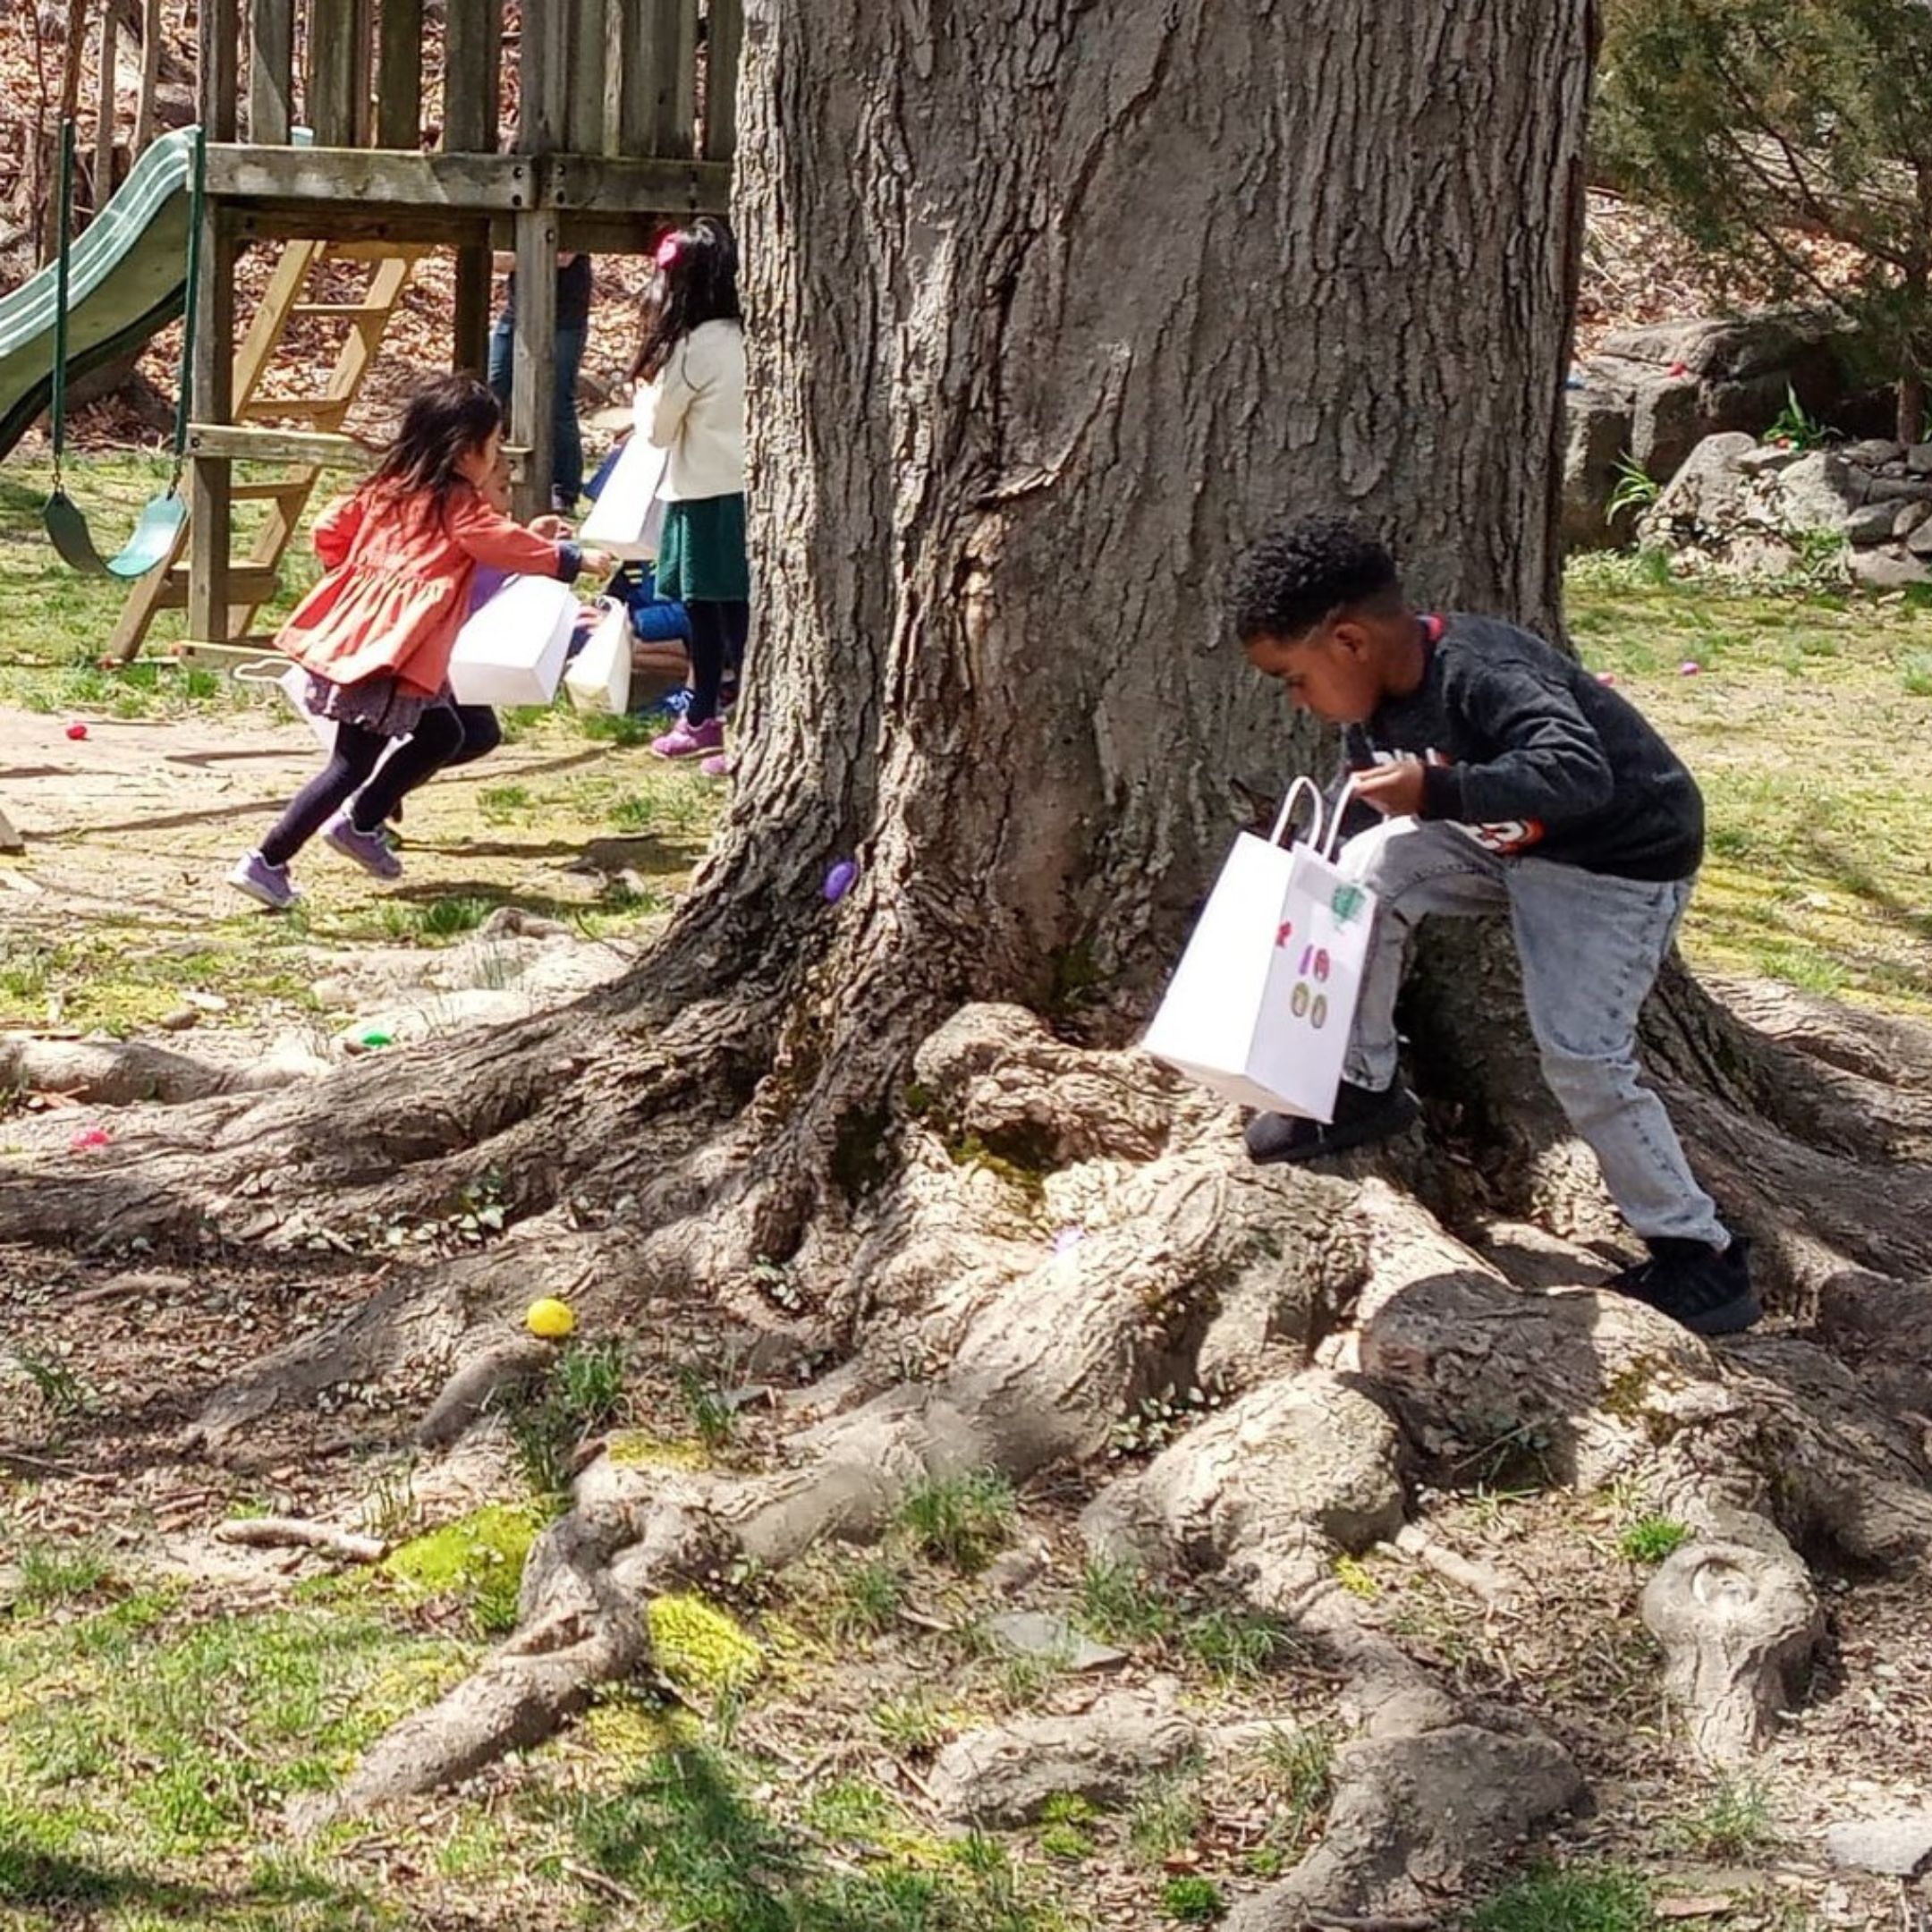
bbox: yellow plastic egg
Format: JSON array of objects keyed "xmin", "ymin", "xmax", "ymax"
[{"xmin": 525, "ymin": 1296, "xmax": 576, "ymax": 1340}]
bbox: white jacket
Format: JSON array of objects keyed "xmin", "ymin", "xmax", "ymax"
[{"xmin": 639, "ymin": 318, "xmax": 747, "ymax": 503}]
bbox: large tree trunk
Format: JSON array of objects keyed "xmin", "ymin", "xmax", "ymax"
[{"xmin": 10, "ymin": 2, "xmax": 1932, "ymax": 1919}]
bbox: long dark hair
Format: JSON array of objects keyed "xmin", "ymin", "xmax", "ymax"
[
  {"xmin": 368, "ymin": 374, "xmax": 502, "ymax": 515},
  {"xmin": 631, "ymin": 216, "xmax": 741, "ymax": 382}
]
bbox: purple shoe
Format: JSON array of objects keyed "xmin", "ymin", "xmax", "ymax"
[
  {"xmin": 699, "ymin": 753, "xmax": 733, "ymax": 779},
  {"xmin": 322, "ymin": 809, "xmax": 403, "ymax": 880},
  {"xmin": 650, "ymin": 715, "xmax": 724, "ymax": 760},
  {"xmin": 227, "ymin": 851, "xmax": 300, "ymax": 911}
]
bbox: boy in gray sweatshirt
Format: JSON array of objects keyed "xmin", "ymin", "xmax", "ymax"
[{"xmin": 1228, "ymin": 516, "xmax": 1758, "ymax": 1338}]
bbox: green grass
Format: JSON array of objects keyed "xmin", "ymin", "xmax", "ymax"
[
  {"xmin": 568, "ymin": 1745, "xmax": 1060, "ymax": 1931},
  {"xmin": 0, "ymin": 1592, "xmax": 470, "ymax": 1873},
  {"xmin": 1616, "ymin": 1516, "xmax": 1691, "ymax": 1564},
  {"xmin": 1078, "ymin": 1555, "xmax": 1179, "ymax": 1646},
  {"xmin": 1668, "ymin": 1773, "xmax": 1775, "ymax": 1859},
  {"xmin": 1462, "ymin": 1863, "xmax": 1656, "ymax": 1932},
  {"xmin": 505, "ymin": 1338, "xmax": 630, "ymax": 1504},
  {"xmin": 896, "ymin": 1470, "xmax": 1017, "ymax": 1574},
  {"xmin": 1567, "ymin": 569, "xmax": 1932, "ymax": 1013},
  {"xmin": 824, "ymin": 1556, "xmax": 906, "ymax": 1642},
  {"xmin": 12, "ymin": 1539, "xmax": 114, "ymax": 1613},
  {"xmin": 1160, "ymin": 1876, "xmax": 1226, "ymax": 1924}
]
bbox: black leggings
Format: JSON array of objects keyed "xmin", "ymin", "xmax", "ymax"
[
  {"xmin": 259, "ymin": 707, "xmax": 466, "ymax": 867},
  {"xmin": 686, "ymin": 600, "xmax": 750, "ymax": 726}
]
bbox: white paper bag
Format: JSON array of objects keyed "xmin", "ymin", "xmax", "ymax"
[
  {"xmin": 447, "ymin": 573, "xmax": 579, "ymax": 707},
  {"xmin": 580, "ymin": 432, "xmax": 669, "ymax": 562},
  {"xmin": 1141, "ymin": 778, "xmax": 1377, "ymax": 1122},
  {"xmin": 564, "ymin": 598, "xmax": 633, "ymax": 714}
]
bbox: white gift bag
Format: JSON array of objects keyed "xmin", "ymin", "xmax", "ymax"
[
  {"xmin": 564, "ymin": 598, "xmax": 633, "ymax": 714},
  {"xmin": 1141, "ymin": 777, "xmax": 1378, "ymax": 1122},
  {"xmin": 580, "ymin": 432, "xmax": 669, "ymax": 563},
  {"xmin": 235, "ymin": 657, "xmax": 336, "ymax": 750},
  {"xmin": 447, "ymin": 573, "xmax": 579, "ymax": 707}
]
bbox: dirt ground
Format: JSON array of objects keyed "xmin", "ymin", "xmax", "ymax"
[{"xmin": 5, "ymin": 671, "xmax": 1932, "ymax": 1930}]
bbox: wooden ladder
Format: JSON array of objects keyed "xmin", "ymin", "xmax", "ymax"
[{"xmin": 108, "ymin": 240, "xmax": 423, "ymax": 663}]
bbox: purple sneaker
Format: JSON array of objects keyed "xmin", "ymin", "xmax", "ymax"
[
  {"xmin": 227, "ymin": 851, "xmax": 300, "ymax": 911},
  {"xmin": 650, "ymin": 715, "xmax": 724, "ymax": 760},
  {"xmin": 699, "ymin": 753, "xmax": 733, "ymax": 779},
  {"xmin": 322, "ymin": 809, "xmax": 403, "ymax": 880}
]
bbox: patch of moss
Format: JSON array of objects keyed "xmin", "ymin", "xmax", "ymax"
[
  {"xmin": 647, "ymin": 1593, "xmax": 765, "ymax": 1695},
  {"xmin": 380, "ymin": 1504, "xmax": 540, "ymax": 1634},
  {"xmin": 605, "ymin": 1430, "xmax": 711, "ymax": 1471},
  {"xmin": 582, "ymin": 1691, "xmax": 701, "ymax": 1760},
  {"xmin": 945, "ymin": 1125, "xmax": 1055, "ymax": 1207},
  {"xmin": 1599, "ymin": 1356, "xmax": 1668, "ymax": 1422}
]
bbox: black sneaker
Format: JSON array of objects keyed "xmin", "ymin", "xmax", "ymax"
[
  {"xmin": 1244, "ymin": 1080, "xmax": 1419, "ymax": 1167},
  {"xmin": 1608, "ymin": 1234, "xmax": 1761, "ymax": 1337}
]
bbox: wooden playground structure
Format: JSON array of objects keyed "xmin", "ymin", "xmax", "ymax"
[{"xmin": 123, "ymin": 0, "xmax": 736, "ymax": 664}]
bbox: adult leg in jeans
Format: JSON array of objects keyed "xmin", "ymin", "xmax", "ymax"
[
  {"xmin": 552, "ymin": 323, "xmax": 586, "ymax": 507},
  {"xmin": 259, "ymin": 725, "xmax": 386, "ymax": 867},
  {"xmin": 1336, "ymin": 818, "xmax": 1509, "ymax": 1090},
  {"xmin": 347, "ymin": 706, "xmax": 467, "ymax": 834},
  {"xmin": 486, "ymin": 312, "xmax": 513, "ymax": 415},
  {"xmin": 1507, "ymin": 858, "xmax": 1726, "ymax": 1246}
]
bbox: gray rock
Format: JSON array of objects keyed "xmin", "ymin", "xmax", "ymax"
[
  {"xmin": 1844, "ymin": 501, "xmax": 1904, "ymax": 546},
  {"xmin": 1894, "ymin": 500, "xmax": 1932, "ymax": 539},
  {"xmin": 929, "ymin": 1689, "xmax": 1199, "ymax": 1825},
  {"xmin": 1862, "ymin": 472, "xmax": 1932, "ymax": 504},
  {"xmin": 1848, "ymin": 547, "xmax": 1932, "ymax": 591},
  {"xmin": 1640, "ymin": 432, "xmax": 1756, "ymax": 540},
  {"xmin": 1826, "ymin": 1814, "xmax": 1932, "ymax": 1878},
  {"xmin": 1908, "ymin": 518, "xmax": 1932, "ymax": 559},
  {"xmin": 1562, "ymin": 377, "xmax": 1636, "ymax": 553},
  {"xmin": 1736, "ymin": 445, "xmax": 1806, "ymax": 475},
  {"xmin": 1906, "ymin": 443, "xmax": 1932, "ymax": 476},
  {"xmin": 1769, "ymin": 450, "xmax": 1868, "ymax": 531},
  {"xmin": 985, "ymin": 1611, "xmax": 1126, "ymax": 1672},
  {"xmin": 1843, "ymin": 438, "xmax": 1904, "ymax": 468}
]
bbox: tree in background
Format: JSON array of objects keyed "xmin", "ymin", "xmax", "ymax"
[{"xmin": 1595, "ymin": 0, "xmax": 1932, "ymax": 442}]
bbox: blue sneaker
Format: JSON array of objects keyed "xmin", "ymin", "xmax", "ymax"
[
  {"xmin": 322, "ymin": 810, "xmax": 402, "ymax": 881},
  {"xmin": 227, "ymin": 851, "xmax": 300, "ymax": 911}
]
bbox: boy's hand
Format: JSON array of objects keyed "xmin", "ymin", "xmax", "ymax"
[
  {"xmin": 530, "ymin": 513, "xmax": 573, "ymax": 541},
  {"xmin": 578, "ymin": 547, "xmax": 619, "ymax": 580},
  {"xmin": 1352, "ymin": 761, "xmax": 1428, "ymax": 818}
]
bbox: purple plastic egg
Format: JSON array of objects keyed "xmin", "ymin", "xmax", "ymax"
[{"xmin": 823, "ymin": 860, "xmax": 859, "ymax": 903}]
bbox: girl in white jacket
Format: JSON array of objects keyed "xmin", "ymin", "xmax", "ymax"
[{"xmin": 635, "ymin": 217, "xmax": 749, "ymax": 769}]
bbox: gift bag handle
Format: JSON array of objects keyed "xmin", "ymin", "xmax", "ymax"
[
  {"xmin": 1317, "ymin": 772, "xmax": 1365, "ymax": 863},
  {"xmin": 1267, "ymin": 775, "xmax": 1326, "ymax": 851}
]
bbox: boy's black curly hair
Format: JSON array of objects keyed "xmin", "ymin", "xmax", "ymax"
[{"xmin": 1227, "ymin": 516, "xmax": 1402, "ymax": 642}]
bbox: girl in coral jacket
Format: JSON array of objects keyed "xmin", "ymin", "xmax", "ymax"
[{"xmin": 228, "ymin": 374, "xmax": 613, "ymax": 910}]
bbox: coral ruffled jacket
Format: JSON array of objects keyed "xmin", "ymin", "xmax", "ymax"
[{"xmin": 275, "ymin": 482, "xmax": 576, "ymax": 695}]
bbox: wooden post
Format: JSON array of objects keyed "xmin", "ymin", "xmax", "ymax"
[
  {"xmin": 701, "ymin": 0, "xmax": 740, "ymax": 163},
  {"xmin": 93, "ymin": 3, "xmax": 120, "ymax": 216},
  {"xmin": 307, "ymin": 0, "xmax": 359, "ymax": 145},
  {"xmin": 453, "ymin": 244, "xmax": 493, "ymax": 377},
  {"xmin": 136, "ymin": 0, "xmax": 163, "ymax": 152},
  {"xmin": 441, "ymin": 0, "xmax": 502, "ymax": 153},
  {"xmin": 376, "ymin": 0, "xmax": 426, "ymax": 148},
  {"xmin": 197, "ymin": 0, "xmax": 240, "ymax": 140},
  {"xmin": 510, "ymin": 207, "xmax": 557, "ymax": 517},
  {"xmin": 565, "ymin": 0, "xmax": 606, "ymax": 154},
  {"xmin": 188, "ymin": 208, "xmax": 238, "ymax": 647},
  {"xmin": 614, "ymin": 0, "xmax": 696, "ymax": 157},
  {"xmin": 517, "ymin": 0, "xmax": 570, "ymax": 155},
  {"xmin": 249, "ymin": 0, "xmax": 293, "ymax": 144},
  {"xmin": 351, "ymin": 0, "xmax": 377, "ymax": 145}
]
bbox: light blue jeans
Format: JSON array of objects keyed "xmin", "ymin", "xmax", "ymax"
[{"xmin": 1336, "ymin": 818, "xmax": 1725, "ymax": 1246}]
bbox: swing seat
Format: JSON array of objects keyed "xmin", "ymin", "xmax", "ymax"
[
  {"xmin": 107, "ymin": 490, "xmax": 187, "ymax": 577},
  {"xmin": 43, "ymin": 488, "xmax": 109, "ymax": 574},
  {"xmin": 42, "ymin": 487, "xmax": 184, "ymax": 579}
]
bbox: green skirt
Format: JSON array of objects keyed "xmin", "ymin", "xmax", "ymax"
[{"xmin": 657, "ymin": 493, "xmax": 750, "ymax": 603}]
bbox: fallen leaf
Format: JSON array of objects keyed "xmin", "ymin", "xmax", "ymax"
[{"xmin": 1657, "ymin": 1897, "xmax": 1736, "ymax": 1921}]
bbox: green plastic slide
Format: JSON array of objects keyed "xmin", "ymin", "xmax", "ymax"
[{"xmin": 0, "ymin": 127, "xmax": 198, "ymax": 465}]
